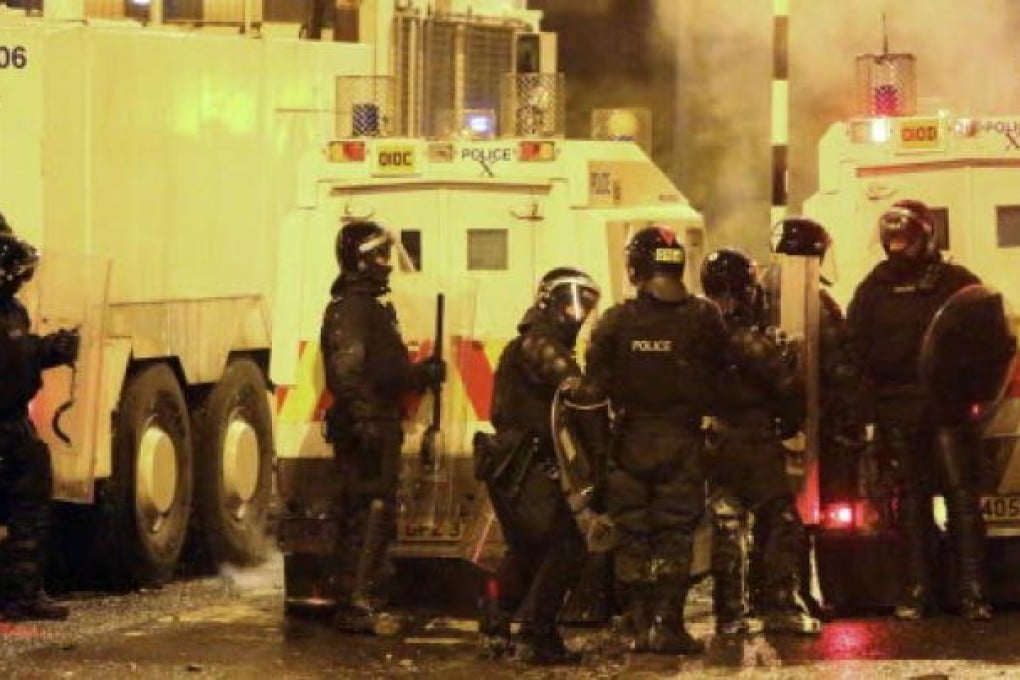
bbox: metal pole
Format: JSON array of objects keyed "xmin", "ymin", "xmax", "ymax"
[{"xmin": 770, "ymin": 0, "xmax": 789, "ymax": 226}]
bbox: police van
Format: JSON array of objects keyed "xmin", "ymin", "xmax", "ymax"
[
  {"xmin": 0, "ymin": 0, "xmax": 705, "ymax": 593},
  {"xmin": 800, "ymin": 50, "xmax": 1020, "ymax": 611}
]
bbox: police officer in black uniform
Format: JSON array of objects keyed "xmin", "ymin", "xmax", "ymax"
[
  {"xmin": 569, "ymin": 225, "xmax": 729, "ymax": 655},
  {"xmin": 847, "ymin": 199, "xmax": 991, "ymax": 621},
  {"xmin": 476, "ymin": 267, "xmax": 600, "ymax": 664},
  {"xmin": 320, "ymin": 220, "xmax": 446, "ymax": 633},
  {"xmin": 701, "ymin": 248, "xmax": 821, "ymax": 636},
  {"xmin": 0, "ymin": 215, "xmax": 79, "ymax": 621}
]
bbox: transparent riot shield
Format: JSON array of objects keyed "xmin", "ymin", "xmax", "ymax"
[
  {"xmin": 763, "ymin": 254, "xmax": 822, "ymax": 522},
  {"xmin": 389, "ymin": 273, "xmax": 481, "ymax": 553},
  {"xmin": 21, "ymin": 251, "xmax": 111, "ymax": 503}
]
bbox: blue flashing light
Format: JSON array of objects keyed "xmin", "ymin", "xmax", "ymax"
[{"xmin": 467, "ymin": 115, "xmax": 492, "ymax": 135}]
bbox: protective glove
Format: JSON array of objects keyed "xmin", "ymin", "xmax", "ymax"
[
  {"xmin": 411, "ymin": 357, "xmax": 447, "ymax": 390},
  {"xmin": 43, "ymin": 328, "xmax": 80, "ymax": 367}
]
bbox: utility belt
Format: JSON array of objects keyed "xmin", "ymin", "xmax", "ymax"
[{"xmin": 472, "ymin": 428, "xmax": 549, "ymax": 499}]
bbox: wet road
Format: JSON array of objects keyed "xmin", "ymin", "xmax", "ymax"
[{"xmin": 3, "ymin": 555, "xmax": 1020, "ymax": 678}]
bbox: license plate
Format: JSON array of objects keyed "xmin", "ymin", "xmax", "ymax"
[{"xmin": 980, "ymin": 495, "xmax": 1020, "ymax": 522}]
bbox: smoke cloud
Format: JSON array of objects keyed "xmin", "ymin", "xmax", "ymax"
[{"xmin": 652, "ymin": 0, "xmax": 1020, "ymax": 261}]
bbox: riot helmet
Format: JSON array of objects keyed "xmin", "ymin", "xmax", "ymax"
[
  {"xmin": 771, "ymin": 217, "xmax": 830, "ymax": 258},
  {"xmin": 700, "ymin": 248, "xmax": 762, "ymax": 322},
  {"xmin": 878, "ymin": 199, "xmax": 936, "ymax": 262},
  {"xmin": 0, "ymin": 231, "xmax": 39, "ymax": 297},
  {"xmin": 769, "ymin": 215, "xmax": 838, "ymax": 290},
  {"xmin": 336, "ymin": 220, "xmax": 394, "ymax": 285},
  {"xmin": 535, "ymin": 267, "xmax": 601, "ymax": 337},
  {"xmin": 625, "ymin": 225, "xmax": 687, "ymax": 302}
]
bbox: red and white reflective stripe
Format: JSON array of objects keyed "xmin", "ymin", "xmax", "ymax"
[{"xmin": 275, "ymin": 336, "xmax": 508, "ymax": 425}]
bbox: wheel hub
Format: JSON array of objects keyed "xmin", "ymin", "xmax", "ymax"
[
  {"xmin": 137, "ymin": 422, "xmax": 178, "ymax": 528},
  {"xmin": 223, "ymin": 412, "xmax": 260, "ymax": 516}
]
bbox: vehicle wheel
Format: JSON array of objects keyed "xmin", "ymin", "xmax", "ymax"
[
  {"xmin": 192, "ymin": 358, "xmax": 274, "ymax": 566},
  {"xmin": 101, "ymin": 363, "xmax": 193, "ymax": 587}
]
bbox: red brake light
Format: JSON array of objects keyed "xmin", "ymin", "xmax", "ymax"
[
  {"xmin": 344, "ymin": 141, "xmax": 366, "ymax": 161},
  {"xmin": 517, "ymin": 140, "xmax": 556, "ymax": 161},
  {"xmin": 328, "ymin": 140, "xmax": 367, "ymax": 162},
  {"xmin": 823, "ymin": 503, "xmax": 855, "ymax": 530}
]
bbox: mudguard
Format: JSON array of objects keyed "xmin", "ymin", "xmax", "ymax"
[{"xmin": 920, "ymin": 283, "xmax": 1018, "ymax": 425}]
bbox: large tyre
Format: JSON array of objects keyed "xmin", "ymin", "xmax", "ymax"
[
  {"xmin": 192, "ymin": 358, "xmax": 274, "ymax": 566},
  {"xmin": 101, "ymin": 363, "xmax": 193, "ymax": 588}
]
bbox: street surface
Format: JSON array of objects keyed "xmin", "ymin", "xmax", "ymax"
[{"xmin": 2, "ymin": 553, "xmax": 1020, "ymax": 678}]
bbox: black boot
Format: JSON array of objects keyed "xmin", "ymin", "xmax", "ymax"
[
  {"xmin": 516, "ymin": 622, "xmax": 581, "ymax": 665},
  {"xmin": 757, "ymin": 498, "xmax": 822, "ymax": 635},
  {"xmin": 939, "ymin": 427, "xmax": 991, "ymax": 621},
  {"xmin": 1, "ymin": 592, "xmax": 69, "ymax": 622},
  {"xmin": 760, "ymin": 588, "xmax": 822, "ymax": 634},
  {"xmin": 477, "ymin": 601, "xmax": 514, "ymax": 659},
  {"xmin": 623, "ymin": 583, "xmax": 655, "ymax": 652},
  {"xmin": 712, "ymin": 513, "xmax": 760, "ymax": 636},
  {"xmin": 645, "ymin": 579, "xmax": 704, "ymax": 655},
  {"xmin": 334, "ymin": 600, "xmax": 402, "ymax": 635},
  {"xmin": 948, "ymin": 490, "xmax": 992, "ymax": 621},
  {"xmin": 959, "ymin": 581, "xmax": 992, "ymax": 621}
]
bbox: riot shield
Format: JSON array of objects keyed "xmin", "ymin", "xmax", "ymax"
[
  {"xmin": 919, "ymin": 284, "xmax": 1017, "ymax": 426},
  {"xmin": 389, "ymin": 273, "xmax": 481, "ymax": 549},
  {"xmin": 763, "ymin": 253, "xmax": 822, "ymax": 519},
  {"xmin": 762, "ymin": 249, "xmax": 825, "ymax": 613},
  {"xmin": 550, "ymin": 386, "xmax": 615, "ymax": 553},
  {"xmin": 21, "ymin": 250, "xmax": 111, "ymax": 503}
]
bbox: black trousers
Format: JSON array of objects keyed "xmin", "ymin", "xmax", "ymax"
[
  {"xmin": 709, "ymin": 433, "xmax": 807, "ymax": 612},
  {"xmin": 330, "ymin": 423, "xmax": 403, "ymax": 609},
  {"xmin": 875, "ymin": 394, "xmax": 987, "ymax": 602},
  {"xmin": 0, "ymin": 418, "xmax": 53, "ymax": 603},
  {"xmin": 488, "ymin": 456, "xmax": 585, "ymax": 629},
  {"xmin": 607, "ymin": 422, "xmax": 704, "ymax": 587}
]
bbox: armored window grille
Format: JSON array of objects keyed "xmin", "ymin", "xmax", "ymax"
[{"xmin": 399, "ymin": 17, "xmax": 517, "ymax": 138}]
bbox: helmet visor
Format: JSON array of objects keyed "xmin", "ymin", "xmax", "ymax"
[
  {"xmin": 547, "ymin": 277, "xmax": 601, "ymax": 324},
  {"xmin": 879, "ymin": 207, "xmax": 929, "ymax": 258}
]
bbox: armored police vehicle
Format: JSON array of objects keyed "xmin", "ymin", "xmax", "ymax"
[
  {"xmin": 0, "ymin": 0, "xmax": 705, "ymax": 595},
  {"xmin": 800, "ymin": 49, "xmax": 1020, "ymax": 611}
]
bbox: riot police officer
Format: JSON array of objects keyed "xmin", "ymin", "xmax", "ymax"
[
  {"xmin": 846, "ymin": 199, "xmax": 990, "ymax": 620},
  {"xmin": 320, "ymin": 220, "xmax": 446, "ymax": 633},
  {"xmin": 701, "ymin": 248, "xmax": 821, "ymax": 636},
  {"xmin": 475, "ymin": 267, "xmax": 600, "ymax": 664},
  {"xmin": 0, "ymin": 215, "xmax": 79, "ymax": 621},
  {"xmin": 568, "ymin": 226, "xmax": 729, "ymax": 655}
]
